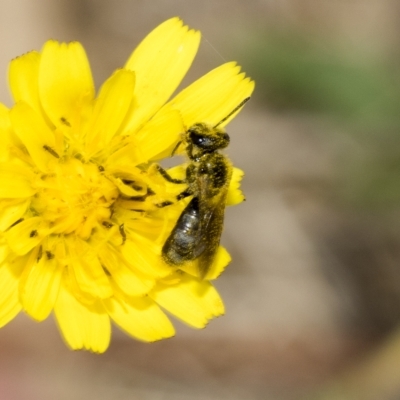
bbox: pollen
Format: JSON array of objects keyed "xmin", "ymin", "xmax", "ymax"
[{"xmin": 30, "ymin": 158, "xmax": 118, "ymax": 239}]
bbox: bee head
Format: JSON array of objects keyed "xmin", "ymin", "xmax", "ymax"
[{"xmin": 187, "ymin": 123, "xmax": 230, "ymax": 152}]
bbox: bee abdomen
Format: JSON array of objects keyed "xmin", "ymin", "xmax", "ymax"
[{"xmin": 162, "ymin": 197, "xmax": 203, "ymax": 265}]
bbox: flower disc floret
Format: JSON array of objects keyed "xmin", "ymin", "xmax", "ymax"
[{"xmin": 31, "ymin": 159, "xmax": 117, "ymax": 238}]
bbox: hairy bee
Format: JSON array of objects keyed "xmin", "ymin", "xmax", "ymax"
[{"xmin": 159, "ymin": 98, "xmax": 250, "ymax": 278}]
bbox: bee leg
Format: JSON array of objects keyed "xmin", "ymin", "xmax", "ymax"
[
  {"xmin": 119, "ymin": 224, "xmax": 126, "ymax": 245},
  {"xmin": 185, "ymin": 164, "xmax": 196, "ymax": 181},
  {"xmin": 156, "ymin": 165, "xmax": 186, "ymax": 184},
  {"xmin": 177, "ymin": 188, "xmax": 193, "ymax": 200},
  {"xmin": 186, "ymin": 143, "xmax": 203, "ymax": 162},
  {"xmin": 186, "ymin": 142, "xmax": 195, "ymax": 160},
  {"xmin": 155, "ymin": 187, "xmax": 194, "ymax": 208},
  {"xmin": 129, "ymin": 187, "xmax": 155, "ymax": 201},
  {"xmin": 155, "ymin": 188, "xmax": 193, "ymax": 208},
  {"xmin": 155, "ymin": 201, "xmax": 174, "ymax": 208}
]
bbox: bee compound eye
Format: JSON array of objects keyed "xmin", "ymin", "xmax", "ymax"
[{"xmin": 189, "ymin": 130, "xmax": 205, "ymax": 146}]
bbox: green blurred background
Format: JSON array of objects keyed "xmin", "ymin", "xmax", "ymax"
[{"xmin": 1, "ymin": 1, "xmax": 400, "ymax": 399}]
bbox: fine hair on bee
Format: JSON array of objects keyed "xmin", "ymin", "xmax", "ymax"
[{"xmin": 157, "ymin": 97, "xmax": 250, "ymax": 278}]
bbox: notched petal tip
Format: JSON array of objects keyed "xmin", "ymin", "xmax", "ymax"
[
  {"xmin": 121, "ymin": 17, "xmax": 200, "ymax": 135},
  {"xmin": 39, "ymin": 40, "xmax": 95, "ymax": 127},
  {"xmin": 8, "ymin": 51, "xmax": 41, "ymax": 110},
  {"xmin": 164, "ymin": 61, "xmax": 254, "ymax": 129},
  {"xmin": 226, "ymin": 167, "xmax": 245, "ymax": 206},
  {"xmin": 151, "ymin": 274, "xmax": 225, "ymax": 329},
  {"xmin": 205, "ymin": 246, "xmax": 232, "ymax": 280},
  {"xmin": 54, "ymin": 282, "xmax": 111, "ymax": 353},
  {"xmin": 105, "ymin": 295, "xmax": 175, "ymax": 342}
]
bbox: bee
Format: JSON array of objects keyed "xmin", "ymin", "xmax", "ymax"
[{"xmin": 158, "ymin": 97, "xmax": 250, "ymax": 278}]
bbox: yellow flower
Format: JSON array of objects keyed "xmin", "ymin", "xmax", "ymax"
[{"xmin": 0, "ymin": 17, "xmax": 254, "ymax": 352}]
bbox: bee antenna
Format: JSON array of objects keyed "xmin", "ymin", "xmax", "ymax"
[
  {"xmin": 213, "ymin": 97, "xmax": 251, "ymax": 128},
  {"xmin": 171, "ymin": 140, "xmax": 183, "ymax": 156}
]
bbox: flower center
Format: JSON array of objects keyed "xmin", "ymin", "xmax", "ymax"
[{"xmin": 31, "ymin": 158, "xmax": 119, "ymax": 239}]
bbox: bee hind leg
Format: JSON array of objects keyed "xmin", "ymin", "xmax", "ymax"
[
  {"xmin": 155, "ymin": 188, "xmax": 193, "ymax": 208},
  {"xmin": 155, "ymin": 165, "xmax": 186, "ymax": 184},
  {"xmin": 177, "ymin": 188, "xmax": 193, "ymax": 200}
]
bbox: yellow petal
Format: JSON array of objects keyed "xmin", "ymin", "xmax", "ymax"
[
  {"xmin": 151, "ymin": 273, "xmax": 224, "ymax": 328},
  {"xmin": 0, "ymin": 260, "xmax": 24, "ymax": 328},
  {"xmin": 38, "ymin": 41, "xmax": 95, "ymax": 127},
  {"xmin": 98, "ymin": 244, "xmax": 154, "ymax": 297},
  {"xmin": 165, "ymin": 62, "xmax": 255, "ymax": 128},
  {"xmin": 0, "ymin": 102, "xmax": 9, "ymax": 116},
  {"xmin": 134, "ymin": 105, "xmax": 185, "ymax": 163},
  {"xmin": 0, "ymin": 162, "xmax": 36, "ymax": 198},
  {"xmin": 123, "ymin": 17, "xmax": 200, "ymax": 134},
  {"xmin": 0, "ymin": 239, "xmax": 10, "ymax": 265},
  {"xmin": 5, "ymin": 217, "xmax": 44, "ymax": 255},
  {"xmin": 226, "ymin": 167, "xmax": 245, "ymax": 206},
  {"xmin": 68, "ymin": 239, "xmax": 113, "ymax": 299},
  {"xmin": 104, "ymin": 295, "xmax": 175, "ymax": 342},
  {"xmin": 9, "ymin": 51, "xmax": 41, "ymax": 113},
  {"xmin": 10, "ymin": 102, "xmax": 57, "ymax": 172},
  {"xmin": 121, "ymin": 234, "xmax": 171, "ymax": 278},
  {"xmin": 110, "ymin": 107, "xmax": 183, "ymax": 167},
  {"xmin": 54, "ymin": 280, "xmax": 111, "ymax": 353},
  {"xmin": 206, "ymin": 246, "xmax": 231, "ymax": 280},
  {"xmin": 84, "ymin": 69, "xmax": 135, "ymax": 156},
  {"xmin": 181, "ymin": 246, "xmax": 231, "ymax": 280},
  {"xmin": 0, "ymin": 104, "xmax": 14, "ymax": 163},
  {"xmin": 19, "ymin": 246, "xmax": 63, "ymax": 321}
]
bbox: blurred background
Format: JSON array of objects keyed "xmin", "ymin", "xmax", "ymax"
[{"xmin": 1, "ymin": 1, "xmax": 400, "ymax": 399}]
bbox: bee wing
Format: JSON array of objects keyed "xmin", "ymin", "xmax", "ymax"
[{"xmin": 194, "ymin": 176, "xmax": 229, "ymax": 278}]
